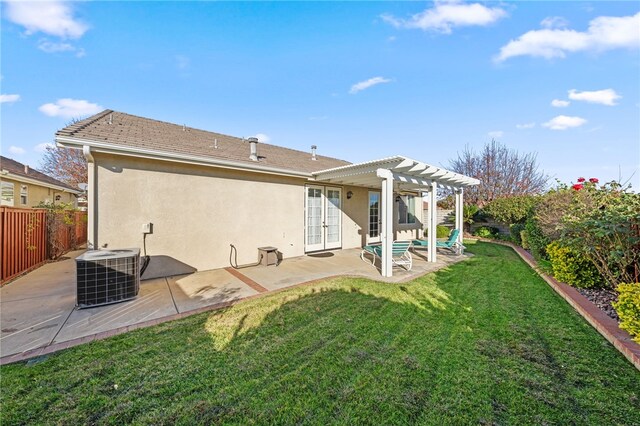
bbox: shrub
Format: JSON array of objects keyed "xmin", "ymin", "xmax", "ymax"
[
  {"xmin": 473, "ymin": 226, "xmax": 499, "ymax": 239},
  {"xmin": 561, "ymin": 180, "xmax": 640, "ymax": 286},
  {"xmin": 510, "ymin": 223, "xmax": 526, "ymax": 245},
  {"xmin": 613, "ymin": 283, "xmax": 640, "ymax": 343},
  {"xmin": 546, "ymin": 241, "xmax": 602, "ymax": 288},
  {"xmin": 535, "ymin": 187, "xmax": 574, "ymax": 241},
  {"xmin": 483, "ymin": 195, "xmax": 539, "ymax": 225},
  {"xmin": 524, "ymin": 218, "xmax": 548, "ymax": 260},
  {"xmin": 462, "ymin": 205, "xmax": 479, "ymax": 233},
  {"xmin": 520, "ymin": 230, "xmax": 529, "ymax": 249},
  {"xmin": 424, "ymin": 225, "xmax": 451, "ymax": 238}
]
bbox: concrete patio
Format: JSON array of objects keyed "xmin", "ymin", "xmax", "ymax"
[{"xmin": 0, "ymin": 247, "xmax": 470, "ymax": 362}]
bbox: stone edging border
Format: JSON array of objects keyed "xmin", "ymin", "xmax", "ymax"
[{"xmin": 477, "ymin": 238, "xmax": 640, "ymax": 372}]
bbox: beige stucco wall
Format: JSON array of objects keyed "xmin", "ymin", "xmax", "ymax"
[
  {"xmin": 0, "ymin": 177, "xmax": 76, "ymax": 208},
  {"xmin": 93, "ymin": 153, "xmax": 423, "ymax": 274},
  {"xmin": 94, "ymin": 153, "xmax": 308, "ymax": 272}
]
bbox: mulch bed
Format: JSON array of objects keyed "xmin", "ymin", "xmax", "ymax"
[{"xmin": 577, "ymin": 287, "xmax": 620, "ymax": 322}]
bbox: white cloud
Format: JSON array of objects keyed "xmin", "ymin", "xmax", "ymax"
[
  {"xmin": 8, "ymin": 146, "xmax": 26, "ymax": 155},
  {"xmin": 254, "ymin": 133, "xmax": 270, "ymax": 143},
  {"xmin": 495, "ymin": 12, "xmax": 640, "ymax": 62},
  {"xmin": 568, "ymin": 88, "xmax": 621, "ymax": 106},
  {"xmin": 540, "ymin": 16, "xmax": 569, "ymax": 29},
  {"xmin": 516, "ymin": 122, "xmax": 536, "ymax": 129},
  {"xmin": 542, "ymin": 115, "xmax": 587, "ymax": 130},
  {"xmin": 37, "ymin": 39, "xmax": 85, "ymax": 57},
  {"xmin": 39, "ymin": 98, "xmax": 103, "ymax": 119},
  {"xmin": 381, "ymin": 1, "xmax": 507, "ymax": 34},
  {"xmin": 488, "ymin": 130, "xmax": 503, "ymax": 138},
  {"xmin": 0, "ymin": 94, "xmax": 21, "ymax": 104},
  {"xmin": 34, "ymin": 142, "xmax": 54, "ymax": 152},
  {"xmin": 551, "ymin": 99, "xmax": 570, "ymax": 107},
  {"xmin": 349, "ymin": 76, "xmax": 392, "ymax": 94},
  {"xmin": 5, "ymin": 1, "xmax": 88, "ymax": 39}
]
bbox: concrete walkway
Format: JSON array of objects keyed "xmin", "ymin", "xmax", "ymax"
[{"xmin": 1, "ymin": 248, "xmax": 469, "ymax": 363}]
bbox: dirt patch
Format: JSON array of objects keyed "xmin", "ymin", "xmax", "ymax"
[{"xmin": 577, "ymin": 288, "xmax": 619, "ymax": 322}]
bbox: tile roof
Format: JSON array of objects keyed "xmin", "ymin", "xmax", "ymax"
[
  {"xmin": 56, "ymin": 110, "xmax": 351, "ymax": 174},
  {"xmin": 0, "ymin": 156, "xmax": 79, "ymax": 192}
]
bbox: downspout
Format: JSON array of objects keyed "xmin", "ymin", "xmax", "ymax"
[{"xmin": 82, "ymin": 146, "xmax": 97, "ymax": 249}]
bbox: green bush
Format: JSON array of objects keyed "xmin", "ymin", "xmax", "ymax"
[
  {"xmin": 546, "ymin": 241, "xmax": 602, "ymax": 288},
  {"xmin": 510, "ymin": 223, "xmax": 526, "ymax": 246},
  {"xmin": 520, "ymin": 230, "xmax": 530, "ymax": 250},
  {"xmin": 424, "ymin": 225, "xmax": 451, "ymax": 238},
  {"xmin": 473, "ymin": 226, "xmax": 499, "ymax": 239},
  {"xmin": 524, "ymin": 218, "xmax": 548, "ymax": 260},
  {"xmin": 613, "ymin": 283, "xmax": 640, "ymax": 343},
  {"xmin": 483, "ymin": 195, "xmax": 539, "ymax": 224}
]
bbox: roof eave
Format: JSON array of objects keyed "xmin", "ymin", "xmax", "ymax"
[{"xmin": 0, "ymin": 171, "xmax": 81, "ymax": 194}]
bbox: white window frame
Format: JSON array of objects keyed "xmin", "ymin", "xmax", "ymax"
[
  {"xmin": 20, "ymin": 185, "xmax": 28, "ymax": 205},
  {"xmin": 1, "ymin": 182, "xmax": 15, "ymax": 206}
]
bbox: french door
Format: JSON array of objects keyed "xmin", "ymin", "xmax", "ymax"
[
  {"xmin": 305, "ymin": 185, "xmax": 342, "ymax": 252},
  {"xmin": 368, "ymin": 191, "xmax": 381, "ymax": 244}
]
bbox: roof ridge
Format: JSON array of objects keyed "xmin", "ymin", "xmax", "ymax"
[{"xmin": 56, "ymin": 109, "xmax": 114, "ymax": 137}]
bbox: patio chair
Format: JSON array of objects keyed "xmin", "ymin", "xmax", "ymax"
[
  {"xmin": 436, "ymin": 229, "xmax": 465, "ymax": 254},
  {"xmin": 360, "ymin": 240, "xmax": 413, "ymax": 271}
]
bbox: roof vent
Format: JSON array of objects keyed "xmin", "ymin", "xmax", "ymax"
[
  {"xmin": 311, "ymin": 145, "xmax": 317, "ymax": 161},
  {"xmin": 247, "ymin": 137, "xmax": 259, "ymax": 161},
  {"xmin": 24, "ymin": 164, "xmax": 29, "ymax": 174},
  {"xmin": 108, "ymin": 113, "xmax": 113, "ymax": 125},
  {"xmin": 214, "ymin": 138, "xmax": 218, "ymax": 149}
]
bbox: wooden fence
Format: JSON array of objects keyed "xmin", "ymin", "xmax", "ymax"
[{"xmin": 0, "ymin": 207, "xmax": 87, "ymax": 284}]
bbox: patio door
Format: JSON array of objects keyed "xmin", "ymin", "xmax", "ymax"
[
  {"xmin": 368, "ymin": 191, "xmax": 381, "ymax": 244},
  {"xmin": 305, "ymin": 185, "xmax": 342, "ymax": 252}
]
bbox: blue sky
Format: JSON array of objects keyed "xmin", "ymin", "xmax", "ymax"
[{"xmin": 2, "ymin": 1, "xmax": 639, "ymax": 188}]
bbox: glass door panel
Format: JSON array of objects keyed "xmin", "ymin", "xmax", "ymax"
[
  {"xmin": 368, "ymin": 191, "xmax": 381, "ymax": 244},
  {"xmin": 305, "ymin": 186, "xmax": 324, "ymax": 251},
  {"xmin": 325, "ymin": 188, "xmax": 341, "ymax": 249}
]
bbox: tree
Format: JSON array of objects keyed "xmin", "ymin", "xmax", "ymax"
[
  {"xmin": 39, "ymin": 118, "xmax": 88, "ymax": 188},
  {"xmin": 39, "ymin": 145, "xmax": 87, "ymax": 188},
  {"xmin": 448, "ymin": 140, "xmax": 548, "ymax": 207}
]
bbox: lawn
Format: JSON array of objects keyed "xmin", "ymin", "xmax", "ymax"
[{"xmin": 1, "ymin": 242, "xmax": 638, "ymax": 425}]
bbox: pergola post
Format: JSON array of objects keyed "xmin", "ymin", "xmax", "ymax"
[
  {"xmin": 377, "ymin": 169, "xmax": 394, "ymax": 277},
  {"xmin": 455, "ymin": 188, "xmax": 463, "ymax": 245},
  {"xmin": 428, "ymin": 181, "xmax": 438, "ymax": 262}
]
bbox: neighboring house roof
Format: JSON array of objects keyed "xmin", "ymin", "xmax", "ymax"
[
  {"xmin": 56, "ymin": 110, "xmax": 350, "ymax": 176},
  {"xmin": 0, "ymin": 156, "xmax": 79, "ymax": 193}
]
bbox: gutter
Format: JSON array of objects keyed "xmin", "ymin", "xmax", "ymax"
[{"xmin": 56, "ymin": 136, "xmax": 313, "ymax": 179}]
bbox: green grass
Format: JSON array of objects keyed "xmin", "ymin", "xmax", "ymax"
[{"xmin": 1, "ymin": 242, "xmax": 638, "ymax": 425}]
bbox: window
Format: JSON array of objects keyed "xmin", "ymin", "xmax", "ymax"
[
  {"xmin": 1, "ymin": 182, "xmax": 14, "ymax": 206},
  {"xmin": 398, "ymin": 194, "xmax": 416, "ymax": 224},
  {"xmin": 20, "ymin": 185, "xmax": 27, "ymax": 205}
]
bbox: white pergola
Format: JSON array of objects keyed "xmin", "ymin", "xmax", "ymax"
[{"xmin": 313, "ymin": 156, "xmax": 480, "ymax": 277}]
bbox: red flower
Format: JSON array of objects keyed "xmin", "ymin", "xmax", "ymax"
[
  {"xmin": 589, "ymin": 177, "xmax": 599, "ymax": 183},
  {"xmin": 577, "ymin": 177, "xmax": 586, "ymax": 182},
  {"xmin": 572, "ymin": 184, "xmax": 584, "ymax": 191}
]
